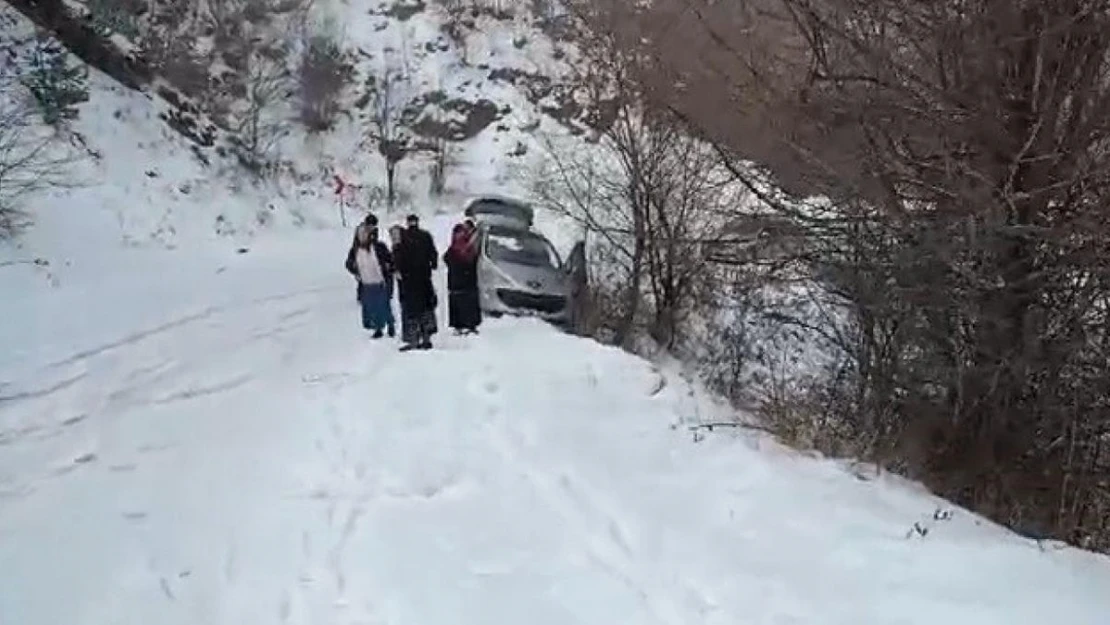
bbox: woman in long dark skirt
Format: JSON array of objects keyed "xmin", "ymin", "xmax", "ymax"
[
  {"xmin": 444, "ymin": 222, "xmax": 482, "ymax": 335},
  {"xmin": 387, "ymin": 224, "xmax": 403, "ymax": 327},
  {"xmin": 394, "ymin": 215, "xmax": 440, "ymax": 350}
]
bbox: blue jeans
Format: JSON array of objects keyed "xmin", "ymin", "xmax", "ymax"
[{"xmin": 358, "ymin": 282, "xmax": 394, "ymax": 332}]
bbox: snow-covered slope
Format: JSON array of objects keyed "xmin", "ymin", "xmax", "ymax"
[
  {"xmin": 1, "ymin": 0, "xmax": 583, "ymax": 256},
  {"xmin": 3, "ymin": 213, "xmax": 1110, "ymax": 625},
  {"xmin": 297, "ymin": 0, "xmax": 576, "ymax": 195}
]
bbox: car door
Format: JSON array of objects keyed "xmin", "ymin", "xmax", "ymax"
[
  {"xmin": 564, "ymin": 240, "xmax": 588, "ymax": 330},
  {"xmin": 564, "ymin": 240, "xmax": 587, "ymax": 287}
]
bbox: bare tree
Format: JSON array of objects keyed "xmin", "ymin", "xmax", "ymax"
[
  {"xmin": 214, "ymin": 0, "xmax": 313, "ymax": 173},
  {"xmin": 534, "ymin": 2, "xmax": 740, "ymax": 351},
  {"xmin": 206, "ymin": 0, "xmax": 245, "ymax": 47},
  {"xmin": 424, "ymin": 73, "xmax": 457, "ymax": 197},
  {"xmin": 233, "ymin": 46, "xmax": 292, "ymax": 174},
  {"xmin": 0, "ymin": 76, "xmax": 80, "ymax": 237},
  {"xmin": 581, "ymin": 0, "xmax": 1110, "ymax": 550},
  {"xmin": 427, "ymin": 134, "xmax": 457, "ymax": 197},
  {"xmin": 140, "ymin": 0, "xmax": 209, "ymax": 94},
  {"xmin": 365, "ymin": 67, "xmax": 411, "ymax": 209},
  {"xmin": 533, "ymin": 101, "xmax": 734, "ymax": 351},
  {"xmin": 297, "ymin": 26, "xmax": 354, "ymax": 132}
]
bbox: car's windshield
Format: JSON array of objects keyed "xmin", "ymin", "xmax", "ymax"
[{"xmin": 485, "ymin": 227, "xmax": 561, "ymax": 269}]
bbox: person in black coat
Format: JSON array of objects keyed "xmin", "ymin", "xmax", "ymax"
[
  {"xmin": 393, "ymin": 214, "xmax": 439, "ymax": 350},
  {"xmin": 444, "ymin": 222, "xmax": 482, "ymax": 334}
]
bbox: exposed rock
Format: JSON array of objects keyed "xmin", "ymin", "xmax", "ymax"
[
  {"xmin": 488, "ymin": 67, "xmax": 554, "ymax": 101},
  {"xmin": 155, "ymin": 85, "xmax": 217, "ymax": 148},
  {"xmin": 405, "ymin": 94, "xmax": 502, "ymax": 141},
  {"xmin": 383, "ymin": 0, "xmax": 427, "ymax": 21},
  {"xmin": 424, "ymin": 38, "xmax": 450, "ymax": 53},
  {"xmin": 487, "ymin": 66, "xmax": 620, "ymax": 135}
]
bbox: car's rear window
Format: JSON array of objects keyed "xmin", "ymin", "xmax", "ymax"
[{"xmin": 468, "ymin": 199, "xmax": 533, "ymax": 227}]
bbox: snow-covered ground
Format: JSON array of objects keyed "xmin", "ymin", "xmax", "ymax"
[
  {"xmin": 3, "ymin": 211, "xmax": 1110, "ymax": 625},
  {"xmin": 3, "ymin": 3, "xmax": 1110, "ymax": 623}
]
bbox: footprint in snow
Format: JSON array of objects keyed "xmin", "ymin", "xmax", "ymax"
[
  {"xmin": 49, "ymin": 452, "xmax": 98, "ymax": 477},
  {"xmin": 60, "ymin": 413, "xmax": 88, "ymax": 427}
]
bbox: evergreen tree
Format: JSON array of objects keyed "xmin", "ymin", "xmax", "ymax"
[{"xmin": 22, "ymin": 38, "xmax": 89, "ymax": 126}]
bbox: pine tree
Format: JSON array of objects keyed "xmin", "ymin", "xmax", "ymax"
[
  {"xmin": 22, "ymin": 38, "xmax": 90, "ymax": 126},
  {"xmin": 87, "ymin": 0, "xmax": 141, "ymax": 40}
]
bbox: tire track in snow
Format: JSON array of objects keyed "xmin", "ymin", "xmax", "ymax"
[
  {"xmin": 1, "ymin": 288, "xmax": 332, "ymax": 484},
  {"xmin": 4, "ymin": 283, "xmax": 390, "ymax": 625},
  {"xmin": 0, "ymin": 370, "xmax": 89, "ymax": 404},
  {"xmin": 285, "ymin": 344, "xmax": 399, "ymax": 625},
  {"xmin": 470, "ymin": 356, "xmax": 701, "ymax": 625},
  {"xmin": 149, "ymin": 373, "xmax": 255, "ymax": 405},
  {"xmin": 1, "ymin": 285, "xmax": 338, "ymax": 409},
  {"xmin": 41, "ymin": 306, "xmax": 221, "ymax": 371},
  {"xmin": 2, "ymin": 285, "xmax": 358, "ymax": 620}
]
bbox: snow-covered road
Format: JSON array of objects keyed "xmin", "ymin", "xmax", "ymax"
[{"xmin": 2, "ymin": 221, "xmax": 1109, "ymax": 625}]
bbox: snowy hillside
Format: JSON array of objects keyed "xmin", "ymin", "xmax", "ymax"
[{"xmin": 1, "ymin": 0, "xmax": 586, "ymax": 255}]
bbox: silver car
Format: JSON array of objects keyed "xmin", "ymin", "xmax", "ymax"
[{"xmin": 463, "ymin": 197, "xmax": 585, "ymax": 327}]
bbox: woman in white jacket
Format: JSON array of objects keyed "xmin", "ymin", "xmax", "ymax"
[{"xmin": 345, "ymin": 224, "xmax": 396, "ymax": 338}]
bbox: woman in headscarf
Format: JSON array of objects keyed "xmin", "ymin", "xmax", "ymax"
[
  {"xmin": 350, "ymin": 213, "xmax": 379, "ymax": 301},
  {"xmin": 345, "ymin": 224, "xmax": 395, "ymax": 338},
  {"xmin": 387, "ymin": 224, "xmax": 403, "ymax": 308},
  {"xmin": 444, "ymin": 222, "xmax": 482, "ymax": 334}
]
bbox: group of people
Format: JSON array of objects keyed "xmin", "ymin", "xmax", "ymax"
[{"xmin": 344, "ymin": 210, "xmax": 482, "ymax": 351}]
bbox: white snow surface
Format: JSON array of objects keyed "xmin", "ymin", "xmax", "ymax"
[
  {"xmin": 3, "ymin": 4, "xmax": 1110, "ymax": 623},
  {"xmin": 3, "ymin": 212, "xmax": 1110, "ymax": 625}
]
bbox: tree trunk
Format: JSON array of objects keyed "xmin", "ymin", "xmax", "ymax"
[
  {"xmin": 615, "ymin": 212, "xmax": 644, "ymax": 348},
  {"xmin": 386, "ymin": 160, "xmax": 396, "ymax": 209}
]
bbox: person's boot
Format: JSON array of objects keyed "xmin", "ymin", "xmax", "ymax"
[
  {"xmin": 372, "ymin": 329, "xmax": 383, "ymax": 339},
  {"xmin": 399, "ymin": 342, "xmax": 417, "ymax": 352},
  {"xmin": 387, "ymin": 324, "xmax": 396, "ymax": 338}
]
